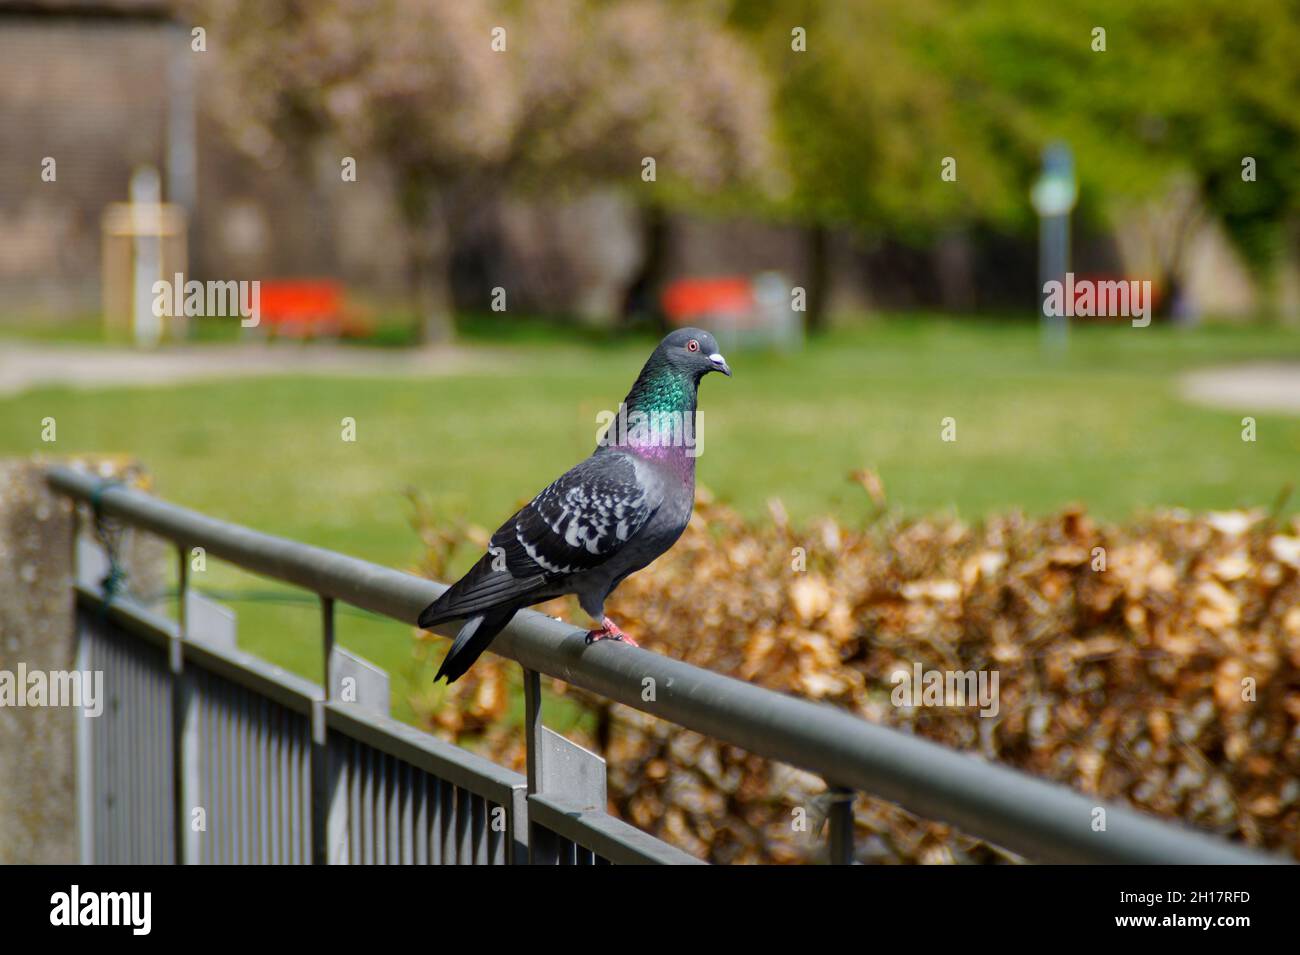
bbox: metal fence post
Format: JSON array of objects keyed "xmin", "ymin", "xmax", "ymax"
[
  {"xmin": 523, "ymin": 665, "xmax": 613, "ymax": 864},
  {"xmin": 173, "ymin": 544, "xmax": 203, "ymax": 864},
  {"xmin": 523, "ymin": 667, "xmax": 558, "ymax": 864},
  {"xmin": 71, "ymin": 506, "xmax": 96, "ymax": 864},
  {"xmin": 507, "ymin": 784, "xmax": 529, "ymax": 865},
  {"xmin": 312, "ymin": 596, "xmax": 350, "ymax": 863},
  {"xmin": 827, "ymin": 784, "xmax": 855, "ymax": 865},
  {"xmin": 312, "ymin": 596, "xmax": 334, "ymax": 864}
]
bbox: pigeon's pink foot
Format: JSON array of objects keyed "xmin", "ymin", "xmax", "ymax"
[{"xmin": 585, "ymin": 616, "xmax": 638, "ymax": 647}]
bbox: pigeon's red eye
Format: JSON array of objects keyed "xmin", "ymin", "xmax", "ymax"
[{"xmin": 687, "ymin": 339, "xmax": 699, "ymax": 352}]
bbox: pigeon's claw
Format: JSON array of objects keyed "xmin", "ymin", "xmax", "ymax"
[{"xmin": 585, "ymin": 616, "xmax": 639, "ymax": 647}]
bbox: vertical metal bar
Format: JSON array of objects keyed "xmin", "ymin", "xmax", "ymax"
[
  {"xmin": 114, "ymin": 636, "xmax": 125, "ymax": 864},
  {"xmin": 297, "ymin": 718, "xmax": 311, "ymax": 863},
  {"xmin": 247, "ymin": 695, "xmax": 258, "ymax": 863},
  {"xmin": 89, "ymin": 628, "xmax": 101, "ymax": 863},
  {"xmin": 400, "ymin": 761, "xmax": 414, "ymax": 864},
  {"xmin": 199, "ymin": 672, "xmax": 210, "ymax": 864},
  {"xmin": 222, "ymin": 683, "xmax": 234, "ymax": 864},
  {"xmin": 153, "ymin": 646, "xmax": 166, "ymax": 863},
  {"xmin": 115, "ymin": 634, "xmax": 129, "ymax": 864},
  {"xmin": 523, "ymin": 667, "xmax": 544, "ymax": 796},
  {"xmin": 827, "ymin": 784, "xmax": 855, "ymax": 865},
  {"xmin": 487, "ymin": 801, "xmax": 502, "ymax": 865},
  {"xmin": 389, "ymin": 755, "xmax": 401, "ymax": 863},
  {"xmin": 283, "ymin": 708, "xmax": 295, "ymax": 864},
  {"xmin": 414, "ymin": 769, "xmax": 428, "ymax": 865},
  {"xmin": 269, "ymin": 705, "xmax": 281, "ymax": 864},
  {"xmin": 523, "ymin": 667, "xmax": 558, "ymax": 865},
  {"xmin": 107, "ymin": 635, "xmax": 118, "ymax": 862},
  {"xmin": 145, "ymin": 648, "xmax": 158, "ymax": 862},
  {"xmin": 362, "ymin": 745, "xmax": 375, "ymax": 864},
  {"xmin": 238, "ymin": 687, "xmax": 250, "ymax": 864},
  {"xmin": 286, "ymin": 710, "xmax": 296, "ymax": 865},
  {"xmin": 112, "ymin": 635, "xmax": 126, "ymax": 864},
  {"xmin": 455, "ymin": 787, "xmax": 472, "ymax": 864},
  {"xmin": 285, "ymin": 709, "xmax": 296, "ymax": 864},
  {"xmin": 174, "ymin": 544, "xmax": 202, "ymax": 864},
  {"xmin": 121, "ymin": 635, "xmax": 134, "ymax": 865},
  {"xmin": 472, "ymin": 794, "xmax": 488, "ymax": 865},
  {"xmin": 440, "ymin": 780, "xmax": 455, "ymax": 864},
  {"xmin": 280, "ymin": 708, "xmax": 290, "ymax": 864},
  {"xmin": 217, "ymin": 681, "xmax": 226, "ymax": 864},
  {"xmin": 311, "ymin": 595, "xmax": 335, "ymax": 864},
  {"xmin": 375, "ymin": 750, "xmax": 388, "ymax": 863},
  {"xmin": 429, "ymin": 775, "xmax": 443, "ymax": 865},
  {"xmin": 133, "ymin": 643, "xmax": 145, "ymax": 863},
  {"xmin": 509, "ymin": 784, "xmax": 528, "ymax": 866},
  {"xmin": 116, "ymin": 638, "xmax": 128, "ymax": 862},
  {"xmin": 209, "ymin": 675, "xmax": 221, "ymax": 865},
  {"xmin": 126, "ymin": 639, "xmax": 140, "ymax": 864},
  {"xmin": 100, "ymin": 634, "xmax": 111, "ymax": 867},
  {"xmin": 349, "ymin": 738, "xmax": 362, "ymax": 865},
  {"xmin": 74, "ymin": 527, "xmax": 95, "ymax": 863},
  {"xmin": 151, "ymin": 647, "xmax": 165, "ymax": 862},
  {"xmin": 96, "ymin": 631, "xmax": 108, "ymax": 863},
  {"xmin": 148, "ymin": 647, "xmax": 159, "ymax": 862},
  {"xmin": 389, "ymin": 753, "xmax": 401, "ymax": 863},
  {"xmin": 257, "ymin": 697, "xmax": 270, "ymax": 863}
]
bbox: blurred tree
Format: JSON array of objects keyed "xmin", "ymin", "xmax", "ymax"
[
  {"xmin": 734, "ymin": 0, "xmax": 1300, "ymax": 321},
  {"xmin": 1127, "ymin": 0, "xmax": 1300, "ymax": 299},
  {"xmin": 184, "ymin": 0, "xmax": 773, "ymax": 342},
  {"xmin": 924, "ymin": 0, "xmax": 1300, "ymax": 311},
  {"xmin": 730, "ymin": 0, "xmax": 1025, "ymax": 330}
]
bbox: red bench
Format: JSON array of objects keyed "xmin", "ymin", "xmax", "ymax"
[
  {"xmin": 254, "ymin": 280, "xmax": 371, "ymax": 339},
  {"xmin": 660, "ymin": 276, "xmax": 756, "ymax": 326}
]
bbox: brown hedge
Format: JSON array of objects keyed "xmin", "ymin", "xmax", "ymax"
[{"xmin": 410, "ymin": 476, "xmax": 1300, "ymax": 864}]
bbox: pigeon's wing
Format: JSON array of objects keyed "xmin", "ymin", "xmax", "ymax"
[
  {"xmin": 417, "ymin": 454, "xmax": 661, "ymax": 627},
  {"xmin": 505, "ymin": 453, "xmax": 662, "ymax": 576}
]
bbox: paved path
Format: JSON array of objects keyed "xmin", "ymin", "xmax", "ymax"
[
  {"xmin": 1180, "ymin": 363, "xmax": 1300, "ymax": 415},
  {"xmin": 5, "ymin": 343, "xmax": 1297, "ymax": 416},
  {"xmin": 0, "ymin": 341, "xmax": 509, "ymax": 397}
]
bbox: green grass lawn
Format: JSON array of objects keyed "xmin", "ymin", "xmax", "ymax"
[{"xmin": 4, "ymin": 315, "xmax": 1299, "ymax": 723}]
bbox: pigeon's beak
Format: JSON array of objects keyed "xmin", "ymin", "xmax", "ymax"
[{"xmin": 708, "ymin": 352, "xmax": 732, "ymax": 377}]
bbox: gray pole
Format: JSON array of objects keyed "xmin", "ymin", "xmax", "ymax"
[
  {"xmin": 1039, "ymin": 212, "xmax": 1069, "ymax": 351},
  {"xmin": 1032, "ymin": 143, "xmax": 1077, "ymax": 354}
]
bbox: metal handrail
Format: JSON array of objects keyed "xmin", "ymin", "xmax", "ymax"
[{"xmin": 46, "ymin": 464, "xmax": 1285, "ymax": 864}]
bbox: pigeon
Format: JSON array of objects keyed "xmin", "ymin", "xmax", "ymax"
[{"xmin": 418, "ymin": 327, "xmax": 731, "ymax": 682}]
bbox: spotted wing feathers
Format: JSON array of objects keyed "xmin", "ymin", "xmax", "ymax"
[{"xmin": 417, "ymin": 454, "xmax": 659, "ymax": 628}]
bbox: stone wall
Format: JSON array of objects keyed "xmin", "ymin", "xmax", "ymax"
[
  {"xmin": 0, "ymin": 456, "xmax": 162, "ymax": 863},
  {"xmin": 0, "ymin": 458, "xmax": 76, "ymax": 863}
]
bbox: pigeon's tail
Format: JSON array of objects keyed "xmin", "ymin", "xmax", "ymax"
[{"xmin": 432, "ymin": 608, "xmax": 517, "ymax": 684}]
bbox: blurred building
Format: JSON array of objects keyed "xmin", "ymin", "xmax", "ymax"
[{"xmin": 0, "ymin": 0, "xmax": 409, "ymax": 325}]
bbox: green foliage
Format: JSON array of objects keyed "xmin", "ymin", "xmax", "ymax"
[
  {"xmin": 733, "ymin": 0, "xmax": 1300, "ymax": 274},
  {"xmin": 733, "ymin": 0, "xmax": 1021, "ymax": 234}
]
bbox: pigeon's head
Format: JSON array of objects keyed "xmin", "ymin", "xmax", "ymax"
[{"xmin": 657, "ymin": 327, "xmax": 732, "ymax": 379}]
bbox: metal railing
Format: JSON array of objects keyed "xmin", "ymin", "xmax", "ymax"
[{"xmin": 48, "ymin": 465, "xmax": 1285, "ymax": 865}]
